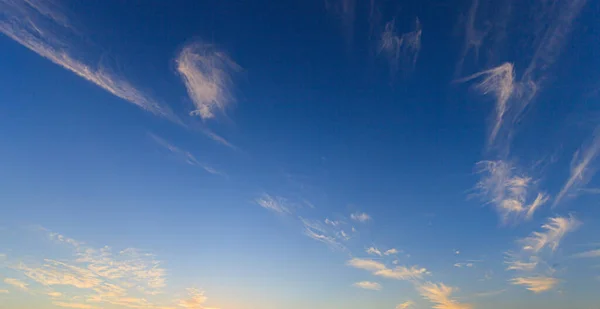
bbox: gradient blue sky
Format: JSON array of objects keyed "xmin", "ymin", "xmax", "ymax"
[{"xmin": 1, "ymin": 0, "xmax": 600, "ymax": 308}]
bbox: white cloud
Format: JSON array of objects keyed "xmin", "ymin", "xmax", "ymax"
[
  {"xmin": 366, "ymin": 247, "xmax": 382, "ymax": 256},
  {"xmin": 347, "ymin": 258, "xmax": 427, "ymax": 280},
  {"xmin": 4, "ymin": 278, "xmax": 28, "ymax": 291},
  {"xmin": 178, "ymin": 288, "xmax": 213, "ymax": 309},
  {"xmin": 301, "ymin": 218, "xmax": 346, "ymax": 251},
  {"xmin": 255, "ymin": 194, "xmax": 291, "ymax": 215},
  {"xmin": 150, "ymin": 133, "xmax": 223, "ymax": 176},
  {"xmin": 510, "ymin": 276, "xmax": 558, "ymax": 293},
  {"xmin": 47, "ymin": 291, "xmax": 63, "ymax": 298},
  {"xmin": 554, "ymin": 130, "xmax": 600, "ymax": 206},
  {"xmin": 418, "ymin": 282, "xmax": 472, "ymax": 309},
  {"xmin": 378, "ymin": 17, "xmax": 422, "ymax": 76},
  {"xmin": 475, "ymin": 160, "xmax": 548, "ymax": 223},
  {"xmin": 350, "ymin": 212, "xmax": 371, "ymax": 222},
  {"xmin": 453, "ymin": 263, "xmax": 474, "ymax": 268},
  {"xmin": 0, "ymin": 0, "xmax": 176, "ymax": 121},
  {"xmin": 384, "ymin": 248, "xmax": 399, "ymax": 255},
  {"xmin": 202, "ymin": 130, "xmax": 238, "ymax": 151},
  {"xmin": 457, "ymin": 63, "xmax": 516, "ymax": 146},
  {"xmin": 0, "ymin": 289, "xmax": 9, "ymax": 294},
  {"xmin": 353, "ymin": 281, "xmax": 381, "ymax": 290},
  {"xmin": 325, "ymin": 218, "xmax": 340, "ymax": 227},
  {"xmin": 175, "ymin": 42, "xmax": 240, "ymax": 120},
  {"xmin": 53, "ymin": 302, "xmax": 98, "ymax": 309},
  {"xmin": 573, "ymin": 249, "xmax": 600, "ymax": 258},
  {"xmin": 520, "ymin": 216, "xmax": 580, "ymax": 253},
  {"xmin": 396, "ymin": 300, "xmax": 415, "ymax": 309}
]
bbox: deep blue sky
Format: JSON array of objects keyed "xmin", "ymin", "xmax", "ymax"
[{"xmin": 1, "ymin": 1, "xmax": 600, "ymax": 309}]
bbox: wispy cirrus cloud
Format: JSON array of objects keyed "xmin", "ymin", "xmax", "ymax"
[
  {"xmin": 255, "ymin": 194, "xmax": 292, "ymax": 215},
  {"xmin": 520, "ymin": 216, "xmax": 580, "ymax": 253},
  {"xmin": 175, "ymin": 42, "xmax": 240, "ymax": 120},
  {"xmin": 0, "ymin": 0, "xmax": 177, "ymax": 121},
  {"xmin": 301, "ymin": 218, "xmax": 346, "ymax": 251},
  {"xmin": 350, "ymin": 212, "xmax": 371, "ymax": 223},
  {"xmin": 352, "ymin": 281, "xmax": 381, "ymax": 290},
  {"xmin": 347, "ymin": 258, "xmax": 427, "ymax": 281},
  {"xmin": 573, "ymin": 249, "xmax": 600, "ymax": 258},
  {"xmin": 396, "ymin": 300, "xmax": 415, "ymax": 309},
  {"xmin": 0, "ymin": 289, "xmax": 8, "ymax": 294},
  {"xmin": 510, "ymin": 276, "xmax": 558, "ymax": 293},
  {"xmin": 178, "ymin": 288, "xmax": 213, "ymax": 309},
  {"xmin": 378, "ymin": 17, "xmax": 422, "ymax": 76},
  {"xmin": 554, "ymin": 130, "xmax": 600, "ymax": 206},
  {"xmin": 505, "ymin": 216, "xmax": 579, "ymax": 293},
  {"xmin": 3, "ymin": 278, "xmax": 28, "ymax": 291},
  {"xmin": 457, "ymin": 63, "xmax": 518, "ymax": 148},
  {"xmin": 475, "ymin": 160, "xmax": 549, "ymax": 223},
  {"xmin": 150, "ymin": 133, "xmax": 223, "ymax": 176},
  {"xmin": 417, "ymin": 282, "xmax": 472, "ymax": 309}
]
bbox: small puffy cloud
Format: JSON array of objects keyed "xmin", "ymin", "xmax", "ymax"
[
  {"xmin": 520, "ymin": 216, "xmax": 580, "ymax": 253},
  {"xmin": 254, "ymin": 194, "xmax": 291, "ymax": 215},
  {"xmin": 176, "ymin": 42, "xmax": 240, "ymax": 120},
  {"xmin": 418, "ymin": 282, "xmax": 472, "ymax": 309},
  {"xmin": 353, "ymin": 281, "xmax": 381, "ymax": 290},
  {"xmin": 396, "ymin": 301, "xmax": 415, "ymax": 309},
  {"xmin": 4, "ymin": 278, "xmax": 28, "ymax": 291},
  {"xmin": 366, "ymin": 247, "xmax": 382, "ymax": 256},
  {"xmin": 384, "ymin": 248, "xmax": 399, "ymax": 255},
  {"xmin": 453, "ymin": 263, "xmax": 474, "ymax": 268},
  {"xmin": 510, "ymin": 276, "xmax": 558, "ymax": 293},
  {"xmin": 350, "ymin": 212, "xmax": 371, "ymax": 222},
  {"xmin": 346, "ymin": 258, "xmax": 427, "ymax": 280}
]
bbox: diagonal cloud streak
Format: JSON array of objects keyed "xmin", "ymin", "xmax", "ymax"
[{"xmin": 0, "ymin": 0, "xmax": 177, "ymax": 122}]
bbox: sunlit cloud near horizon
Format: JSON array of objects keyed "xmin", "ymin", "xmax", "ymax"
[{"xmin": 2, "ymin": 0, "xmax": 600, "ymax": 309}]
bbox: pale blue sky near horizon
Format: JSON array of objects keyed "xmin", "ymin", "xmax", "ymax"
[{"xmin": 1, "ymin": 0, "xmax": 600, "ymax": 309}]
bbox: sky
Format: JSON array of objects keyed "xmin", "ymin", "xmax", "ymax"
[{"xmin": 1, "ymin": 0, "xmax": 600, "ymax": 308}]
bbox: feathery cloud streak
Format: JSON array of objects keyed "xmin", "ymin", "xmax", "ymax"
[
  {"xmin": 510, "ymin": 276, "xmax": 558, "ymax": 293},
  {"xmin": 554, "ymin": 130, "xmax": 600, "ymax": 206},
  {"xmin": 378, "ymin": 18, "xmax": 422, "ymax": 76},
  {"xmin": 255, "ymin": 194, "xmax": 292, "ymax": 215},
  {"xmin": 150, "ymin": 133, "xmax": 223, "ymax": 176},
  {"xmin": 176, "ymin": 42, "xmax": 240, "ymax": 120},
  {"xmin": 396, "ymin": 301, "xmax": 414, "ymax": 309},
  {"xmin": 417, "ymin": 282, "xmax": 472, "ymax": 309},
  {"xmin": 350, "ymin": 212, "xmax": 371, "ymax": 222},
  {"xmin": 347, "ymin": 258, "xmax": 427, "ymax": 280},
  {"xmin": 475, "ymin": 160, "xmax": 548, "ymax": 223},
  {"xmin": 0, "ymin": 0, "xmax": 176, "ymax": 121}
]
